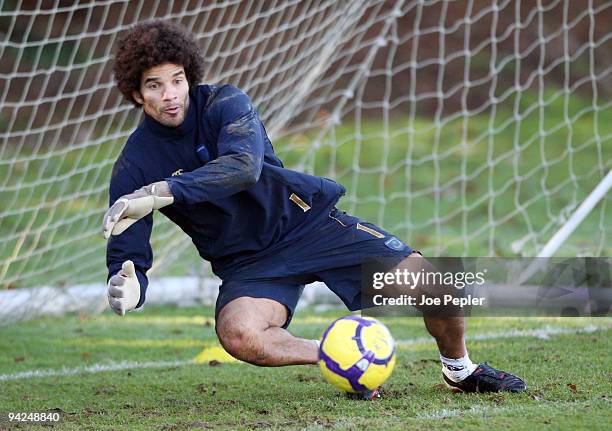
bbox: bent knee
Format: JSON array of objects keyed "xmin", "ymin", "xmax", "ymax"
[
  {"xmin": 216, "ymin": 320, "xmax": 268, "ymax": 365},
  {"xmin": 215, "ymin": 297, "xmax": 289, "ymax": 365}
]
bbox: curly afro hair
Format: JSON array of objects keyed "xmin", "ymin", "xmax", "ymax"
[{"xmin": 113, "ymin": 20, "xmax": 205, "ymax": 106}]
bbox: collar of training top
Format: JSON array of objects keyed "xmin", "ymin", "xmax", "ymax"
[{"xmin": 142, "ymin": 94, "xmax": 196, "ymax": 138}]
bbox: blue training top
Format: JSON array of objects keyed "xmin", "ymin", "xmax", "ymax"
[{"xmin": 106, "ymin": 84, "xmax": 346, "ymax": 307}]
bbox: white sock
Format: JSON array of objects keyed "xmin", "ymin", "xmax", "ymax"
[
  {"xmin": 312, "ymin": 339, "xmax": 321, "ymax": 349},
  {"xmin": 440, "ymin": 353, "xmax": 478, "ymax": 382}
]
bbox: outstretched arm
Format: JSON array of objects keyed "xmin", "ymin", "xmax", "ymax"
[{"xmin": 102, "ymin": 86, "xmax": 264, "ymax": 232}]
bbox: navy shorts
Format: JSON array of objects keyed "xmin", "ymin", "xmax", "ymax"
[{"xmin": 215, "ymin": 208, "xmax": 415, "ymax": 328}]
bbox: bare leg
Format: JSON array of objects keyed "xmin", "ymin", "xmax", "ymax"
[
  {"xmin": 216, "ymin": 253, "xmax": 468, "ymax": 365},
  {"xmin": 396, "ymin": 252, "xmax": 468, "ymax": 358},
  {"xmin": 216, "ymin": 296, "xmax": 318, "ymax": 366},
  {"xmin": 423, "ymin": 315, "xmax": 467, "ymax": 358}
]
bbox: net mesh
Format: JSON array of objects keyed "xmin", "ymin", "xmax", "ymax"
[{"xmin": 1, "ymin": 1, "xmax": 611, "ymax": 312}]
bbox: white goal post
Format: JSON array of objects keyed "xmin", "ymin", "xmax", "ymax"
[{"xmin": 0, "ymin": 1, "xmax": 611, "ymax": 322}]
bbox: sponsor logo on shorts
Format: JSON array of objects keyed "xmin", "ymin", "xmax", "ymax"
[{"xmin": 384, "ymin": 236, "xmax": 406, "ymax": 251}]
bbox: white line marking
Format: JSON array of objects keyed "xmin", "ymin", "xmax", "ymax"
[
  {"xmin": 417, "ymin": 399, "xmax": 602, "ymax": 420},
  {"xmin": 0, "ymin": 359, "xmax": 194, "ymax": 382},
  {"xmin": 0, "ymin": 325, "xmax": 609, "ymax": 382},
  {"xmin": 397, "ymin": 324, "xmax": 609, "ymax": 346},
  {"xmin": 417, "ymin": 405, "xmax": 522, "ymax": 420}
]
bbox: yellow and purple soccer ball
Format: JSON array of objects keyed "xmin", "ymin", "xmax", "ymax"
[{"xmin": 318, "ymin": 316, "xmax": 396, "ymax": 393}]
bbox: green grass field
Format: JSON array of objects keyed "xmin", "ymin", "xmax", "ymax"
[
  {"xmin": 1, "ymin": 10, "xmax": 611, "ymax": 430},
  {"xmin": 1, "ymin": 89, "xmax": 610, "ymax": 427},
  {"xmin": 1, "ymin": 305, "xmax": 610, "ymax": 430}
]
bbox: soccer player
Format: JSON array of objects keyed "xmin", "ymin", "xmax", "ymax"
[{"xmin": 103, "ymin": 20, "xmax": 526, "ymax": 398}]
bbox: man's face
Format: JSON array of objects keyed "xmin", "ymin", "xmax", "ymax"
[{"xmin": 132, "ymin": 63, "xmax": 190, "ymax": 127}]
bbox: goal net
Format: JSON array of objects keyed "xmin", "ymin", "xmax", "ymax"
[{"xmin": 1, "ymin": 1, "xmax": 611, "ymax": 321}]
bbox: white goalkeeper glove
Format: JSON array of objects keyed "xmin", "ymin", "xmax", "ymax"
[
  {"xmin": 107, "ymin": 260, "xmax": 141, "ymax": 316},
  {"xmin": 102, "ymin": 181, "xmax": 174, "ymax": 239}
]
